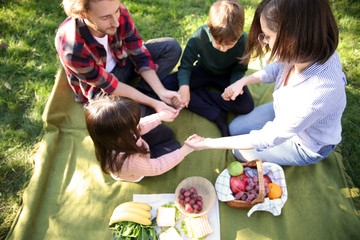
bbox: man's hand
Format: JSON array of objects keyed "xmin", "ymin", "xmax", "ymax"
[{"xmin": 158, "ymin": 89, "xmax": 183, "ymax": 107}]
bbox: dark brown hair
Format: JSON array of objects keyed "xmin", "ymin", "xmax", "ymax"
[
  {"xmin": 208, "ymin": 0, "xmax": 245, "ymax": 44},
  {"xmin": 243, "ymin": 0, "xmax": 338, "ymax": 64},
  {"xmin": 84, "ymin": 96, "xmax": 149, "ymax": 174}
]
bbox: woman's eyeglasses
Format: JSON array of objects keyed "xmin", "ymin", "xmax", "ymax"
[{"xmin": 258, "ymin": 33, "xmax": 270, "ymax": 47}]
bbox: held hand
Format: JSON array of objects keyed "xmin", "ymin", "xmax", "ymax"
[
  {"xmin": 158, "ymin": 108, "xmax": 180, "ymax": 122},
  {"xmin": 172, "ymin": 96, "xmax": 186, "ymax": 110},
  {"xmin": 178, "ymin": 85, "xmax": 190, "ymax": 108},
  {"xmin": 184, "ymin": 134, "xmax": 207, "ymax": 150},
  {"xmin": 222, "ymin": 81, "xmax": 245, "ymax": 101},
  {"xmin": 154, "ymin": 100, "xmax": 177, "ymax": 115},
  {"xmin": 158, "ymin": 89, "xmax": 182, "ymax": 107}
]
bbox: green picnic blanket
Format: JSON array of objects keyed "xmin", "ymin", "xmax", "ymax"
[{"xmin": 6, "ymin": 67, "xmax": 360, "ymax": 240}]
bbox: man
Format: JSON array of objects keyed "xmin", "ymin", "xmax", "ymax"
[{"xmin": 55, "ymin": 0, "xmax": 182, "ymax": 114}]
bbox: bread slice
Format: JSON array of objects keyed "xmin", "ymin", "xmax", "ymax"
[
  {"xmin": 184, "ymin": 215, "xmax": 213, "ymax": 239},
  {"xmin": 159, "ymin": 227, "xmax": 183, "ymax": 240},
  {"xmin": 156, "ymin": 207, "xmax": 176, "ymax": 227}
]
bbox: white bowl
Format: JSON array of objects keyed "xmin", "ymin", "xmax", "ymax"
[{"xmin": 175, "ymin": 176, "xmax": 217, "ymax": 217}]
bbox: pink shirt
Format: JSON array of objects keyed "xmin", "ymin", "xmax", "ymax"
[{"xmin": 110, "ymin": 113, "xmax": 184, "ymax": 182}]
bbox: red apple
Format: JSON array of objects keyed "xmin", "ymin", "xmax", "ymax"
[
  {"xmin": 230, "ymin": 172, "xmax": 249, "ymax": 194},
  {"xmin": 263, "ymin": 175, "xmax": 272, "ymax": 184}
]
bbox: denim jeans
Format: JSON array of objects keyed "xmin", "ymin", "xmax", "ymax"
[{"xmin": 229, "ymin": 101, "xmax": 336, "ymax": 166}]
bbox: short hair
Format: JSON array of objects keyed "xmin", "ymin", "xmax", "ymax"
[
  {"xmin": 243, "ymin": 0, "xmax": 338, "ymax": 64},
  {"xmin": 208, "ymin": 0, "xmax": 245, "ymax": 44},
  {"xmin": 84, "ymin": 96, "xmax": 148, "ymax": 174},
  {"xmin": 62, "ymin": 0, "xmax": 92, "ymax": 17}
]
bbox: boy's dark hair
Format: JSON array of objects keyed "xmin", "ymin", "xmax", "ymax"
[
  {"xmin": 243, "ymin": 0, "xmax": 338, "ymax": 64},
  {"xmin": 84, "ymin": 96, "xmax": 149, "ymax": 175},
  {"xmin": 208, "ymin": 0, "xmax": 245, "ymax": 44}
]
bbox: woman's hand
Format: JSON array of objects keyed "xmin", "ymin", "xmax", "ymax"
[
  {"xmin": 184, "ymin": 134, "xmax": 208, "ymax": 150},
  {"xmin": 222, "ymin": 80, "xmax": 245, "ymax": 101}
]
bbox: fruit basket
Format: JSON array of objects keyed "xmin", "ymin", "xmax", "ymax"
[
  {"xmin": 227, "ymin": 160, "xmax": 266, "ymax": 209},
  {"xmin": 175, "ymin": 176, "xmax": 217, "ymax": 217}
]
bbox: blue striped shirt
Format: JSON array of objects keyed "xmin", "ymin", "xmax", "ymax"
[{"xmin": 249, "ymin": 51, "xmax": 347, "ymax": 153}]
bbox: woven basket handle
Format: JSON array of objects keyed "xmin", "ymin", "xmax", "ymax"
[{"xmin": 252, "ymin": 160, "xmax": 265, "ymax": 204}]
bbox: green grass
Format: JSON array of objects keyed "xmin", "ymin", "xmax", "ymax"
[{"xmin": 0, "ymin": 0, "xmax": 359, "ymax": 239}]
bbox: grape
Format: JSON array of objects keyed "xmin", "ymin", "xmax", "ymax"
[
  {"xmin": 245, "ymin": 185, "xmax": 252, "ymax": 192},
  {"xmin": 185, "ymin": 203, "xmax": 193, "ymax": 213},
  {"xmin": 240, "ymin": 194, "xmax": 247, "ymax": 201},
  {"xmin": 255, "ymin": 185, "xmax": 259, "ymax": 192},
  {"xmin": 247, "ymin": 193, "xmax": 255, "ymax": 201},
  {"xmin": 179, "ymin": 186, "xmax": 204, "ymax": 213},
  {"xmin": 235, "ymin": 191, "xmax": 245, "ymax": 200},
  {"xmin": 246, "ymin": 198, "xmax": 252, "ymax": 203},
  {"xmin": 252, "ymin": 175, "xmax": 258, "ymax": 183}
]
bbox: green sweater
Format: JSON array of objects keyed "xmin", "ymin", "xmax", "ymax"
[{"xmin": 178, "ymin": 24, "xmax": 248, "ymax": 86}]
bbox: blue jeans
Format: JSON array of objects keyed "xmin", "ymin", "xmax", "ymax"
[{"xmin": 229, "ymin": 102, "xmax": 336, "ymax": 166}]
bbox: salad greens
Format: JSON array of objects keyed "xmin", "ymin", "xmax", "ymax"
[
  {"xmin": 110, "ymin": 220, "xmax": 158, "ymax": 240},
  {"xmin": 180, "ymin": 218, "xmax": 206, "ymax": 240}
]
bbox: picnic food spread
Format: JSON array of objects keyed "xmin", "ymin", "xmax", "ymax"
[{"xmin": 109, "ymin": 169, "xmax": 286, "ymax": 239}]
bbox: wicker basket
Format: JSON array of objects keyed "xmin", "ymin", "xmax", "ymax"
[{"xmin": 227, "ymin": 160, "xmax": 265, "ymax": 209}]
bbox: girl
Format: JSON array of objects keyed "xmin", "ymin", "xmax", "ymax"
[
  {"xmin": 84, "ymin": 96, "xmax": 194, "ymax": 182},
  {"xmin": 185, "ymin": 0, "xmax": 347, "ymax": 166}
]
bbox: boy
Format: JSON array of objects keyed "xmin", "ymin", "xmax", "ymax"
[{"xmin": 163, "ymin": 0, "xmax": 254, "ymax": 136}]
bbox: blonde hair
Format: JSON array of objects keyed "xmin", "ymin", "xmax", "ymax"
[
  {"xmin": 62, "ymin": 0, "xmax": 110, "ymax": 18},
  {"xmin": 208, "ymin": 0, "xmax": 245, "ymax": 44}
]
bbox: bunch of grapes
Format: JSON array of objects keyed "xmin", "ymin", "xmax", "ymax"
[
  {"xmin": 178, "ymin": 187, "xmax": 203, "ymax": 213},
  {"xmin": 234, "ymin": 175, "xmax": 270, "ymax": 203}
]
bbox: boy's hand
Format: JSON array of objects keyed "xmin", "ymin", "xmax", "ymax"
[{"xmin": 178, "ymin": 85, "xmax": 190, "ymax": 108}]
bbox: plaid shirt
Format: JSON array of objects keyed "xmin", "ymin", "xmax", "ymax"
[{"xmin": 55, "ymin": 3, "xmax": 157, "ymax": 102}]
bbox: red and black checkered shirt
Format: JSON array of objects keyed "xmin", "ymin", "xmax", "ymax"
[{"xmin": 55, "ymin": 3, "xmax": 157, "ymax": 102}]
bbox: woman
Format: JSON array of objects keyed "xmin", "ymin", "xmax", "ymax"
[{"xmin": 184, "ymin": 0, "xmax": 347, "ymax": 166}]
